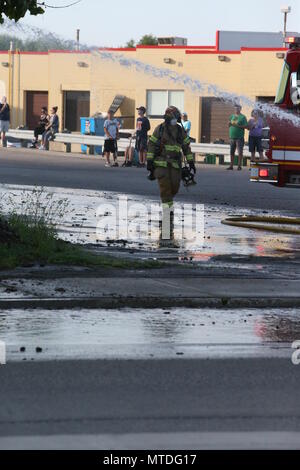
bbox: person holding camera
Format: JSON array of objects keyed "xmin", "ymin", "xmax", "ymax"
[{"xmin": 0, "ymin": 96, "xmax": 10, "ymax": 148}]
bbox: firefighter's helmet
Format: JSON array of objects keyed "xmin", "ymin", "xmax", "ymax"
[{"xmin": 165, "ymin": 106, "xmax": 181, "ymax": 123}]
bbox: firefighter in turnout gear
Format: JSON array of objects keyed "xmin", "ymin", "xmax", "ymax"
[{"xmin": 147, "ymin": 106, "xmax": 196, "ymax": 211}]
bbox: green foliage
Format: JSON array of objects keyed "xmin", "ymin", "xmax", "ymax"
[
  {"xmin": 125, "ymin": 34, "xmax": 158, "ymax": 48},
  {"xmin": 0, "ymin": 33, "xmax": 23, "ymax": 49},
  {"xmin": 0, "ymin": 32, "xmax": 77, "ymax": 51},
  {"xmin": 0, "ymin": 217, "xmax": 162, "ymax": 269},
  {"xmin": 125, "ymin": 39, "xmax": 136, "ymax": 48},
  {"xmin": 0, "ymin": 0, "xmax": 44, "ymax": 24},
  {"xmin": 138, "ymin": 34, "xmax": 158, "ymax": 46}
]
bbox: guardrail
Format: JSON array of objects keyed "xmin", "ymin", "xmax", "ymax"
[{"xmin": 6, "ymin": 129, "xmax": 252, "ymax": 157}]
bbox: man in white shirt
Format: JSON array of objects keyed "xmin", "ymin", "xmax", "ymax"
[
  {"xmin": 104, "ymin": 110, "xmax": 120, "ymax": 167},
  {"xmin": 182, "ymin": 112, "xmax": 191, "ymax": 136}
]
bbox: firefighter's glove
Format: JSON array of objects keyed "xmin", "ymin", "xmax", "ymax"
[{"xmin": 188, "ymin": 161, "xmax": 196, "ymax": 174}]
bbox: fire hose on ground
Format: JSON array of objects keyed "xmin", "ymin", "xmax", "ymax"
[{"xmin": 221, "ymin": 216, "xmax": 300, "ymax": 235}]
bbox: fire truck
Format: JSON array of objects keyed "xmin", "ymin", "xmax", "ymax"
[{"xmin": 251, "ymin": 36, "xmax": 300, "ymax": 187}]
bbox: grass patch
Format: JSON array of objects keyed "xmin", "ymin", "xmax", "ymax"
[{"xmin": 0, "ymin": 216, "xmax": 162, "ymax": 270}]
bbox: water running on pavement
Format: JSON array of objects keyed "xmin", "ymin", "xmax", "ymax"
[
  {"xmin": 0, "ymin": 184, "xmax": 299, "ymax": 262},
  {"xmin": 1, "ymin": 307, "xmax": 299, "ymax": 361}
]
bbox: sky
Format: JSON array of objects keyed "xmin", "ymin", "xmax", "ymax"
[{"xmin": 17, "ymin": 0, "xmax": 300, "ymax": 47}]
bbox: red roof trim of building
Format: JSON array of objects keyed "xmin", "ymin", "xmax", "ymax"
[
  {"xmin": 102, "ymin": 47, "xmax": 137, "ymax": 51},
  {"xmin": 240, "ymin": 47, "xmax": 287, "ymax": 52},
  {"xmin": 186, "ymin": 50, "xmax": 241, "ymax": 55},
  {"xmin": 48, "ymin": 49, "xmax": 90, "ymax": 54},
  {"xmin": 0, "ymin": 50, "xmax": 49, "ymax": 55},
  {"xmin": 136, "ymin": 44, "xmax": 215, "ymax": 50}
]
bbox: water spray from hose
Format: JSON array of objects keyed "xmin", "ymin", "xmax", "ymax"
[
  {"xmin": 96, "ymin": 50, "xmax": 300, "ymax": 128},
  {"xmin": 3, "ymin": 18, "xmax": 300, "ymax": 127}
]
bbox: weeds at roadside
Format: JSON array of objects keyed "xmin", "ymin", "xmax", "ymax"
[{"xmin": 0, "ymin": 186, "xmax": 162, "ymax": 270}]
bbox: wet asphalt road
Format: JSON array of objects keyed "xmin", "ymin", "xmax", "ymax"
[
  {"xmin": 0, "ymin": 307, "xmax": 300, "ymax": 448},
  {"xmin": 0, "ymin": 358, "xmax": 300, "ymax": 449},
  {"xmin": 0, "ymin": 148, "xmax": 299, "ymax": 213},
  {"xmin": 1, "ymin": 148, "xmax": 300, "ymax": 449}
]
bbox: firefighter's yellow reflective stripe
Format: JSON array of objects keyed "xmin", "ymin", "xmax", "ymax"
[
  {"xmin": 163, "ymin": 202, "xmax": 174, "ymax": 209},
  {"xmin": 154, "ymin": 160, "xmax": 180, "ymax": 169},
  {"xmin": 147, "ymin": 153, "xmax": 154, "ymax": 160},
  {"xmin": 164, "ymin": 145, "xmax": 181, "ymax": 152},
  {"xmin": 186, "ymin": 154, "xmax": 194, "ymax": 161},
  {"xmin": 154, "ymin": 160, "xmax": 168, "ymax": 167},
  {"xmin": 184, "ymin": 137, "xmax": 190, "ymax": 144},
  {"xmin": 150, "ymin": 135, "xmax": 158, "ymax": 143}
]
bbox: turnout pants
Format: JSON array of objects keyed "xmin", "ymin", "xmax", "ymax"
[{"xmin": 155, "ymin": 165, "xmax": 181, "ymax": 208}]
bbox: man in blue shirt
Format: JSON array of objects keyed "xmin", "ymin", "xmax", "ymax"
[
  {"xmin": 182, "ymin": 112, "xmax": 191, "ymax": 136},
  {"xmin": 104, "ymin": 110, "xmax": 120, "ymax": 167}
]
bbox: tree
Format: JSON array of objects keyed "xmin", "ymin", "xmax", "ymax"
[
  {"xmin": 0, "ymin": 33, "xmax": 24, "ymax": 49},
  {"xmin": 125, "ymin": 34, "xmax": 158, "ymax": 48},
  {"xmin": 0, "ymin": 0, "xmax": 44, "ymax": 24},
  {"xmin": 0, "ymin": 32, "xmax": 78, "ymax": 51},
  {"xmin": 126, "ymin": 39, "xmax": 136, "ymax": 48},
  {"xmin": 138, "ymin": 34, "xmax": 158, "ymax": 46}
]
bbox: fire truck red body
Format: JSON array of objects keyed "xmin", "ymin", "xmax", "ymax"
[{"xmin": 251, "ymin": 36, "xmax": 300, "ymax": 187}]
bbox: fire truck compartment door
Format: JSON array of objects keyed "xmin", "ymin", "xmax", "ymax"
[
  {"xmin": 273, "ymin": 149, "xmax": 300, "ymax": 162},
  {"xmin": 284, "ymin": 150, "xmax": 300, "ymax": 162}
]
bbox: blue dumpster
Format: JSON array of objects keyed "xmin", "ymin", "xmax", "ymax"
[{"xmin": 80, "ymin": 117, "xmax": 105, "ymax": 155}]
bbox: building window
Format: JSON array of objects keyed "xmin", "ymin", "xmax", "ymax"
[
  {"xmin": 146, "ymin": 90, "xmax": 184, "ymax": 118},
  {"xmin": 64, "ymin": 91, "xmax": 90, "ymax": 132}
]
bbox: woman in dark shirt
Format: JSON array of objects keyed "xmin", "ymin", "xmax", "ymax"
[
  {"xmin": 30, "ymin": 107, "xmax": 49, "ymax": 148},
  {"xmin": 0, "ymin": 96, "xmax": 10, "ymax": 148}
]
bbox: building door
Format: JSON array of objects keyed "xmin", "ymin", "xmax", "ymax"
[
  {"xmin": 201, "ymin": 98, "xmax": 235, "ymax": 143},
  {"xmin": 64, "ymin": 91, "xmax": 90, "ymax": 132},
  {"xmin": 26, "ymin": 91, "xmax": 48, "ymax": 130}
]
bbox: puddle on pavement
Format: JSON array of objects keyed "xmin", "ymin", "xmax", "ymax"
[
  {"xmin": 0, "ymin": 307, "xmax": 299, "ymax": 361},
  {"xmin": 0, "ymin": 184, "xmax": 299, "ymax": 263}
]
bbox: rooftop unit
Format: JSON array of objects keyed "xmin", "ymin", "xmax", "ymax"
[
  {"xmin": 157, "ymin": 37, "xmax": 188, "ymax": 46},
  {"xmin": 218, "ymin": 30, "xmax": 300, "ymax": 50}
]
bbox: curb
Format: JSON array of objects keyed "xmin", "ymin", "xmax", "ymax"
[{"xmin": 1, "ymin": 296, "xmax": 300, "ymax": 310}]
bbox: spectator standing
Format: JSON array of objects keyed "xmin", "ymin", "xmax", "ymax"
[
  {"xmin": 30, "ymin": 107, "xmax": 49, "ymax": 149},
  {"xmin": 104, "ymin": 111, "xmax": 120, "ymax": 168},
  {"xmin": 228, "ymin": 104, "xmax": 248, "ymax": 171},
  {"xmin": 0, "ymin": 96, "xmax": 10, "ymax": 148},
  {"xmin": 248, "ymin": 109, "xmax": 264, "ymax": 162},
  {"xmin": 40, "ymin": 107, "xmax": 59, "ymax": 150},
  {"xmin": 182, "ymin": 112, "xmax": 191, "ymax": 136},
  {"xmin": 135, "ymin": 106, "xmax": 150, "ymax": 167}
]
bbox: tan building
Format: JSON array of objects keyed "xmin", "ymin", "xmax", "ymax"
[{"xmin": 0, "ymin": 32, "xmax": 287, "ymax": 143}]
